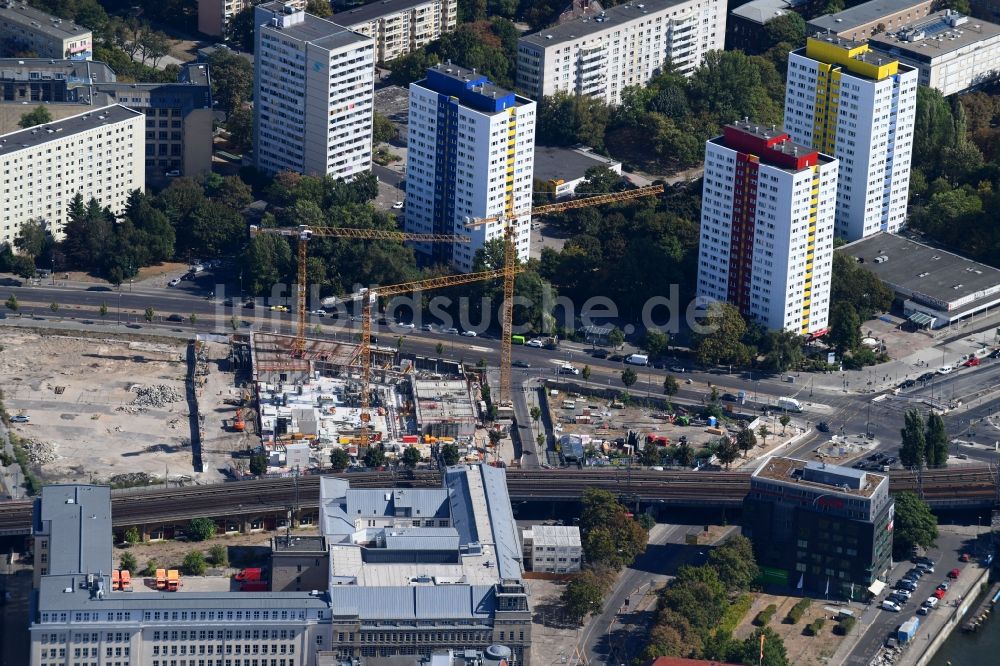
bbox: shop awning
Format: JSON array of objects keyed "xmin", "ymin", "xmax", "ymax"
[
  {"xmin": 908, "ymin": 311, "xmax": 935, "ymax": 327},
  {"xmin": 868, "ymin": 580, "xmax": 886, "ymax": 596}
]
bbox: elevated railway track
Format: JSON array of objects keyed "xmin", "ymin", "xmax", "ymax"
[{"xmin": 0, "ymin": 467, "xmax": 996, "ymax": 537}]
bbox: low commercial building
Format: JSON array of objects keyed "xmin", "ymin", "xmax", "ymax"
[
  {"xmin": 521, "ymin": 525, "xmax": 582, "ymax": 573},
  {"xmin": 836, "ymin": 232, "xmax": 1000, "ymax": 329},
  {"xmin": 0, "ymin": 59, "xmax": 213, "ymax": 179},
  {"xmin": 335, "ymin": 0, "xmax": 457, "ymax": 63},
  {"xmin": 0, "ymin": 2, "xmax": 92, "ymax": 60},
  {"xmin": 806, "ymin": 0, "xmax": 933, "ymax": 42},
  {"xmin": 532, "ymin": 145, "xmax": 621, "ymax": 198},
  {"xmin": 743, "ymin": 457, "xmax": 894, "ymax": 597},
  {"xmin": 868, "ymin": 9, "xmax": 1000, "ymax": 95},
  {"xmin": 727, "ymin": 0, "xmax": 807, "ymax": 53},
  {"xmin": 516, "ymin": 0, "xmax": 726, "ymax": 106},
  {"xmin": 272, "ymin": 535, "xmax": 330, "ymax": 592},
  {"xmin": 0, "ymin": 104, "xmax": 144, "ymax": 246}
]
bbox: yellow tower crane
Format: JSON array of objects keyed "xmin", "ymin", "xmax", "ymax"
[
  {"xmin": 249, "ymin": 225, "xmax": 471, "ymax": 356},
  {"xmin": 464, "ymin": 184, "xmax": 664, "ymax": 409}
]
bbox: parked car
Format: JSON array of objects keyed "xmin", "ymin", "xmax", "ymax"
[
  {"xmin": 916, "ymin": 562, "xmax": 935, "ymax": 574},
  {"xmin": 10, "ymin": 414, "xmax": 29, "ymax": 423},
  {"xmin": 392, "ymin": 201, "xmax": 404, "ymax": 209},
  {"xmin": 167, "ymin": 278, "xmax": 181, "ymax": 287},
  {"xmin": 948, "ymin": 568, "xmax": 961, "ymax": 579},
  {"xmin": 166, "ymin": 314, "xmax": 183, "ymax": 322},
  {"xmin": 396, "ymin": 321, "xmax": 415, "ymax": 329},
  {"xmin": 937, "ymin": 582, "xmax": 950, "ymax": 591},
  {"xmin": 922, "ymin": 596, "xmax": 939, "ymax": 610},
  {"xmin": 559, "ymin": 365, "xmax": 580, "ymax": 375},
  {"xmin": 918, "ymin": 372, "xmax": 936, "ymax": 382},
  {"xmin": 881, "ymin": 600, "xmax": 901, "ymax": 612},
  {"xmin": 963, "ymin": 357, "xmax": 981, "ymax": 367},
  {"xmin": 989, "ymin": 349, "xmax": 1000, "ymax": 359},
  {"xmin": 270, "ymin": 305, "xmax": 289, "ymax": 312},
  {"xmin": 898, "ymin": 379, "xmax": 916, "ymax": 389},
  {"xmin": 896, "ymin": 580, "xmax": 917, "ymax": 592},
  {"xmin": 512, "ymin": 360, "xmax": 531, "ymax": 368},
  {"xmin": 243, "ymin": 301, "xmax": 256, "ymax": 309},
  {"xmin": 938, "ymin": 365, "xmax": 954, "ymax": 375},
  {"xmin": 526, "ymin": 339, "xmax": 544, "ymax": 348},
  {"xmin": 817, "ymin": 421, "xmax": 830, "ymax": 432},
  {"xmin": 444, "ymin": 327, "xmax": 459, "ymax": 335},
  {"xmin": 460, "ymin": 330, "xmax": 477, "ymax": 337},
  {"xmin": 422, "ymin": 324, "xmax": 435, "ymax": 332},
  {"xmin": 591, "ymin": 349, "xmax": 609, "ymax": 359},
  {"xmin": 669, "ymin": 366, "xmax": 686, "ymax": 373},
  {"xmin": 933, "ymin": 588, "xmax": 947, "ymax": 599}
]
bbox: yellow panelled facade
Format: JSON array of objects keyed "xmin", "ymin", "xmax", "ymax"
[{"xmin": 801, "ymin": 165, "xmax": 821, "ymax": 335}]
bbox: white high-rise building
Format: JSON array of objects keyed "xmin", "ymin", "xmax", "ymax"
[
  {"xmin": 405, "ymin": 63, "xmax": 536, "ymax": 273},
  {"xmin": 516, "ymin": 0, "xmax": 726, "ymax": 106},
  {"xmin": 253, "ymin": 1, "xmax": 375, "ymax": 179},
  {"xmin": 335, "ymin": 0, "xmax": 458, "ymax": 64},
  {"xmin": 697, "ymin": 123, "xmax": 839, "ymax": 335},
  {"xmin": 0, "ymin": 104, "xmax": 144, "ymax": 246},
  {"xmin": 784, "ymin": 35, "xmax": 918, "ymax": 241}
]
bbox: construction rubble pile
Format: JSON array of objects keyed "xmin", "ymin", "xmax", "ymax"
[
  {"xmin": 129, "ymin": 384, "xmax": 184, "ymax": 408},
  {"xmin": 23, "ymin": 439, "xmax": 57, "ymax": 465}
]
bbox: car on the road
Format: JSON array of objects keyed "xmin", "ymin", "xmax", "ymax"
[
  {"xmin": 223, "ymin": 298, "xmax": 234, "ymax": 307},
  {"xmin": 721, "ymin": 393, "xmax": 737, "ymax": 402},
  {"xmin": 609, "ymin": 354, "xmax": 626, "ymax": 362},
  {"xmin": 243, "ymin": 301, "xmax": 256, "ymax": 309},
  {"xmin": 559, "ymin": 365, "xmax": 580, "ymax": 375},
  {"xmin": 591, "ymin": 349, "xmax": 609, "ymax": 359},
  {"xmin": 898, "ymin": 379, "xmax": 916, "ymax": 389},
  {"xmin": 309, "ymin": 309, "xmax": 326, "ymax": 317},
  {"xmin": 392, "ymin": 201, "xmax": 404, "ymax": 209},
  {"xmin": 526, "ymin": 338, "xmax": 544, "ymax": 348},
  {"xmin": 444, "ymin": 327, "xmax": 459, "ymax": 335},
  {"xmin": 395, "ymin": 321, "xmax": 415, "ymax": 329},
  {"xmin": 948, "ymin": 568, "xmax": 960, "ymax": 579},
  {"xmin": 989, "ymin": 349, "xmax": 1000, "ymax": 359},
  {"xmin": 918, "ymin": 372, "xmax": 936, "ymax": 382},
  {"xmin": 9, "ymin": 414, "xmax": 29, "ymax": 423},
  {"xmin": 669, "ymin": 365, "xmax": 686, "ymax": 373},
  {"xmin": 512, "ymin": 360, "xmax": 531, "ymax": 368},
  {"xmin": 168, "ymin": 278, "xmax": 181, "ymax": 287},
  {"xmin": 869, "ymin": 452, "xmax": 886, "ymax": 461},
  {"xmin": 937, "ymin": 365, "xmax": 954, "ymax": 375},
  {"xmin": 881, "ymin": 600, "xmax": 901, "ymax": 612},
  {"xmin": 270, "ymin": 305, "xmax": 289, "ymax": 312},
  {"xmin": 166, "ymin": 314, "xmax": 184, "ymax": 322},
  {"xmin": 422, "ymin": 324, "xmax": 435, "ymax": 332},
  {"xmin": 963, "ymin": 357, "xmax": 980, "ymax": 367},
  {"xmin": 816, "ymin": 421, "xmax": 830, "ymax": 432},
  {"xmin": 460, "ymin": 330, "xmax": 477, "ymax": 337}
]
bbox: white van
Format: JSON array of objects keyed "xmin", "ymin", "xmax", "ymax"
[
  {"xmin": 625, "ymin": 354, "xmax": 649, "ymax": 366},
  {"xmin": 777, "ymin": 397, "xmax": 802, "ymax": 412}
]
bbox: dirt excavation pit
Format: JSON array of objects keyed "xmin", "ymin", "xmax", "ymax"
[{"xmin": 0, "ymin": 331, "xmax": 211, "ymax": 485}]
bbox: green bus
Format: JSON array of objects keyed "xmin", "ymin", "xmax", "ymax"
[{"xmin": 511, "ymin": 335, "xmax": 525, "ymax": 345}]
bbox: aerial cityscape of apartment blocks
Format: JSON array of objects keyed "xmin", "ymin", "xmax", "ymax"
[
  {"xmin": 0, "ymin": 2, "xmax": 92, "ymax": 60},
  {"xmin": 0, "ymin": 104, "xmax": 144, "ymax": 246},
  {"xmin": 253, "ymin": 1, "xmax": 375, "ymax": 179},
  {"xmin": 405, "ymin": 63, "xmax": 535, "ymax": 273},
  {"xmin": 698, "ymin": 123, "xmax": 838, "ymax": 335},
  {"xmin": 785, "ymin": 35, "xmax": 917, "ymax": 241},
  {"xmin": 515, "ymin": 0, "xmax": 726, "ymax": 106}
]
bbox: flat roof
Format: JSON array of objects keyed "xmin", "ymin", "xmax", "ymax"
[
  {"xmin": 0, "ymin": 58, "xmax": 114, "ymax": 83},
  {"xmin": 809, "ymin": 0, "xmax": 931, "ymax": 33},
  {"xmin": 36, "ymin": 485, "xmax": 112, "ymax": 576},
  {"xmin": 413, "ymin": 379, "xmax": 476, "ymax": 424},
  {"xmin": 0, "ymin": 104, "xmax": 141, "ymax": 156},
  {"xmin": 731, "ymin": 0, "xmax": 803, "ymax": 25},
  {"xmin": 835, "ymin": 233, "xmax": 1000, "ymax": 310},
  {"xmin": 259, "ymin": 1, "xmax": 371, "ymax": 51},
  {"xmin": 273, "ymin": 535, "xmax": 327, "ymax": 552},
  {"xmin": 711, "ymin": 122, "xmax": 835, "ymax": 173},
  {"xmin": 0, "ymin": 2, "xmax": 90, "ymax": 40},
  {"xmin": 869, "ymin": 11, "xmax": 1000, "ymax": 60},
  {"xmin": 335, "ymin": 0, "xmax": 433, "ymax": 26},
  {"xmin": 533, "ymin": 146, "xmax": 621, "ymax": 184},
  {"xmin": 521, "ymin": 0, "xmax": 699, "ymax": 47},
  {"xmin": 753, "ymin": 456, "xmax": 886, "ymax": 498}
]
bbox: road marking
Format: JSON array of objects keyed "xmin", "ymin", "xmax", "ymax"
[{"xmin": 464, "ymin": 345, "xmax": 491, "ymax": 353}]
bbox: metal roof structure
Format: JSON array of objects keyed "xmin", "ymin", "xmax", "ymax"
[
  {"xmin": 35, "ymin": 485, "xmax": 111, "ymax": 576},
  {"xmin": 258, "ymin": 1, "xmax": 371, "ymax": 51},
  {"xmin": 808, "ymin": 0, "xmax": 931, "ymax": 33},
  {"xmin": 334, "ymin": 0, "xmax": 434, "ymax": 26}
]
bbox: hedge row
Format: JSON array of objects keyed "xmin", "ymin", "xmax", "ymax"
[
  {"xmin": 786, "ymin": 598, "xmax": 812, "ymax": 624},
  {"xmin": 755, "ymin": 603, "xmax": 778, "ymax": 626}
]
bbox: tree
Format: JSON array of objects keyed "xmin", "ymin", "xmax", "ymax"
[
  {"xmin": 899, "ymin": 409, "xmax": 927, "ymax": 468},
  {"xmin": 364, "ymin": 444, "xmax": 386, "ymax": 469},
  {"xmin": 18, "ymin": 105, "xmax": 52, "ymax": 129},
  {"xmin": 581, "ymin": 365, "xmax": 591, "ymax": 381},
  {"xmin": 640, "ymin": 440, "xmax": 660, "ymax": 466},
  {"xmin": 561, "ymin": 573, "xmax": 606, "ymax": 623},
  {"xmin": 249, "ymin": 451, "xmax": 268, "ymax": 476},
  {"xmin": 621, "ymin": 367, "xmax": 638, "ymax": 389},
  {"xmin": 188, "ymin": 313, "xmax": 197, "ymax": 326},
  {"xmin": 674, "ymin": 439, "xmax": 695, "ymax": 467},
  {"xmin": 741, "ymin": 627, "xmax": 789, "ymax": 666},
  {"xmin": 373, "ymin": 112, "xmax": 399, "ymax": 144},
  {"xmin": 828, "ymin": 301, "xmax": 862, "ymax": 354},
  {"xmin": 893, "ymin": 492, "xmax": 939, "ymax": 559},
  {"xmin": 580, "ymin": 488, "xmax": 648, "ymax": 570},
  {"xmin": 183, "ymin": 550, "xmax": 207, "ymax": 576},
  {"xmin": 188, "ymin": 517, "xmax": 217, "ymax": 542},
  {"xmin": 144, "ymin": 306, "xmax": 155, "ymax": 323},
  {"xmin": 441, "ymin": 442, "xmax": 460, "ymax": 466},
  {"xmin": 762, "ymin": 329, "xmax": 803, "ymax": 372},
  {"xmin": 757, "ymin": 425, "xmax": 770, "ymax": 446},
  {"xmin": 208, "ymin": 49, "xmax": 254, "ymax": 116},
  {"xmin": 208, "ymin": 544, "xmax": 228, "ymax": 567},
  {"xmin": 123, "ymin": 527, "xmax": 141, "ymax": 545},
  {"xmin": 529, "ymin": 406, "xmax": 541, "ymax": 422},
  {"xmin": 708, "ymin": 534, "xmax": 759, "ymax": 590},
  {"xmin": 608, "ymin": 326, "xmax": 625, "ymax": 349},
  {"xmin": 579, "ymin": 166, "xmax": 623, "ymax": 194},
  {"xmin": 225, "ymin": 106, "xmax": 253, "ymax": 153},
  {"xmin": 5, "ymin": 294, "xmax": 18, "ymax": 311},
  {"xmin": 49, "ymin": 302, "xmax": 59, "ymax": 314},
  {"xmin": 330, "ymin": 448, "xmax": 350, "ymax": 472},
  {"xmin": 141, "ymin": 558, "xmax": 159, "ymax": 577},
  {"xmin": 402, "ymin": 445, "xmax": 421, "ymax": 469},
  {"xmin": 779, "ymin": 414, "xmax": 791, "ymax": 435},
  {"xmin": 14, "ymin": 218, "xmax": 49, "ymax": 259},
  {"xmin": 119, "ymin": 551, "xmax": 138, "ymax": 573},
  {"xmin": 225, "ymin": 1, "xmax": 264, "ymax": 52},
  {"xmin": 99, "ymin": 302, "xmax": 108, "ymax": 319},
  {"xmin": 925, "ymin": 412, "xmax": 949, "ymax": 467},
  {"xmin": 736, "ymin": 423, "xmax": 757, "ymax": 457},
  {"xmin": 10, "ymin": 254, "xmax": 35, "ymax": 279},
  {"xmin": 435, "ymin": 342, "xmax": 444, "ymax": 355},
  {"xmin": 694, "ymin": 302, "xmax": 751, "ymax": 367},
  {"xmin": 715, "ymin": 437, "xmax": 740, "ymax": 469},
  {"xmin": 663, "ymin": 374, "xmax": 679, "ymax": 398},
  {"xmin": 763, "ymin": 13, "xmax": 805, "ymax": 51},
  {"xmin": 642, "ymin": 329, "xmax": 671, "ymax": 357},
  {"xmin": 306, "ymin": 0, "xmax": 333, "ymax": 17}
]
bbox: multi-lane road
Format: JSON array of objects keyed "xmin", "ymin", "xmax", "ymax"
[{"xmin": 4, "ymin": 272, "xmax": 1000, "ymax": 469}]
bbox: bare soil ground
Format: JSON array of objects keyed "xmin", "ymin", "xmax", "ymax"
[
  {"xmin": 0, "ymin": 331, "xmax": 236, "ymax": 485},
  {"xmin": 734, "ymin": 593, "xmax": 848, "ymax": 666},
  {"xmin": 60, "ymin": 262, "xmax": 188, "ymax": 285},
  {"xmin": 529, "ymin": 578, "xmax": 584, "ymax": 665},
  {"xmin": 168, "ymin": 38, "xmax": 204, "ymax": 63},
  {"xmin": 116, "ymin": 530, "xmax": 277, "ymax": 573}
]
